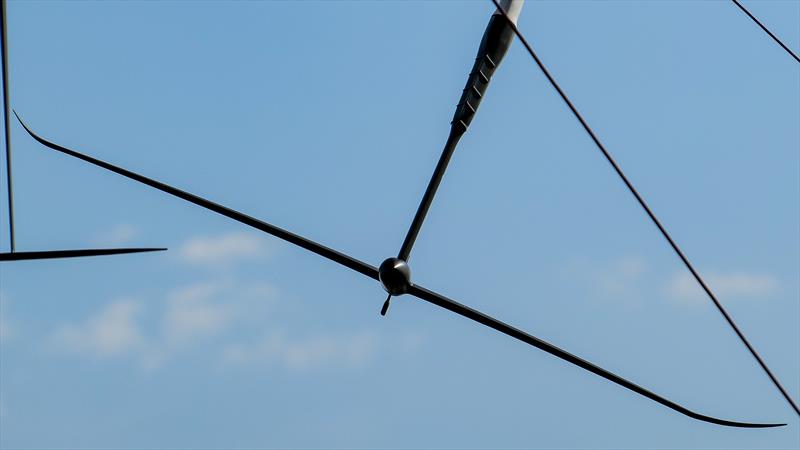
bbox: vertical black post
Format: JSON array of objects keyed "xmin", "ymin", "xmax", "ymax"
[{"xmin": 0, "ymin": 0, "xmax": 14, "ymax": 252}]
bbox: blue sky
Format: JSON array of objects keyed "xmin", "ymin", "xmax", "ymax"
[{"xmin": 0, "ymin": 0, "xmax": 798, "ymax": 448}]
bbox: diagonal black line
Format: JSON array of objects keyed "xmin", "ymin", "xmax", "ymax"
[
  {"xmin": 397, "ymin": 129, "xmax": 462, "ymax": 262},
  {"xmin": 731, "ymin": 0, "xmax": 800, "ymax": 64},
  {"xmin": 408, "ymin": 283, "xmax": 784, "ymax": 428},
  {"xmin": 15, "ymin": 113, "xmax": 379, "ymax": 281},
  {"xmin": 0, "ymin": 248, "xmax": 165, "ymax": 261},
  {"xmin": 488, "ymin": 0, "xmax": 798, "ymax": 417}
]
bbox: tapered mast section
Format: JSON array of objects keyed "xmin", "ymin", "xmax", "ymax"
[{"xmin": 396, "ymin": 0, "xmax": 524, "ymax": 262}]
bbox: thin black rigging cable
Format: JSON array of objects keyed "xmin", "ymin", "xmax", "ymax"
[
  {"xmin": 731, "ymin": 0, "xmax": 800, "ymax": 64},
  {"xmin": 489, "ymin": 0, "xmax": 799, "ymax": 417},
  {"xmin": 1, "ymin": 0, "xmax": 14, "ymax": 252}
]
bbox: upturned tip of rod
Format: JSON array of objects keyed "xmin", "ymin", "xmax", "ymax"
[{"xmin": 11, "ymin": 109, "xmax": 27, "ymax": 131}]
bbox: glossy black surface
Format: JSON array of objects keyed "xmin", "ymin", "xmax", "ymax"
[
  {"xmin": 449, "ymin": 14, "xmax": 515, "ymax": 133},
  {"xmin": 378, "ymin": 257, "xmax": 411, "ymax": 296}
]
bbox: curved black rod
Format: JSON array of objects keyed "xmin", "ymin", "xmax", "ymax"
[
  {"xmin": 489, "ymin": 0, "xmax": 799, "ymax": 417},
  {"xmin": 15, "ymin": 112, "xmax": 378, "ymax": 281},
  {"xmin": 408, "ymin": 284, "xmax": 783, "ymax": 428},
  {"xmin": 16, "ymin": 116, "xmax": 783, "ymax": 427},
  {"xmin": 0, "ymin": 247, "xmax": 165, "ymax": 261},
  {"xmin": 731, "ymin": 0, "xmax": 800, "ymax": 64}
]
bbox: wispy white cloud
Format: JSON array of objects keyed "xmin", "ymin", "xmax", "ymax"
[
  {"xmin": 222, "ymin": 331, "xmax": 378, "ymax": 371},
  {"xmin": 178, "ymin": 232, "xmax": 269, "ymax": 266},
  {"xmin": 49, "ymin": 279, "xmax": 280, "ymax": 371},
  {"xmin": 44, "ymin": 263, "xmax": 386, "ymax": 373},
  {"xmin": 52, "ymin": 299, "xmax": 144, "ymax": 357},
  {"xmin": 92, "ymin": 224, "xmax": 138, "ymax": 246},
  {"xmin": 593, "ymin": 256, "xmax": 646, "ymax": 297},
  {"xmin": 667, "ymin": 271, "xmax": 778, "ymax": 302},
  {"xmin": 139, "ymin": 282, "xmax": 242, "ymax": 371},
  {"xmin": 163, "ymin": 281, "xmax": 238, "ymax": 344},
  {"xmin": 566, "ymin": 255, "xmax": 647, "ymax": 303}
]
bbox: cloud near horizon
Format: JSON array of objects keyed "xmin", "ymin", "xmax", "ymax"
[
  {"xmin": 44, "ymin": 278, "xmax": 381, "ymax": 372},
  {"xmin": 566, "ymin": 255, "xmax": 648, "ymax": 304},
  {"xmin": 163, "ymin": 281, "xmax": 239, "ymax": 345},
  {"xmin": 178, "ymin": 232, "xmax": 269, "ymax": 266},
  {"xmin": 667, "ymin": 271, "xmax": 779, "ymax": 302},
  {"xmin": 52, "ymin": 299, "xmax": 144, "ymax": 358},
  {"xmin": 222, "ymin": 331, "xmax": 379, "ymax": 371},
  {"xmin": 566, "ymin": 256, "xmax": 780, "ymax": 307},
  {"xmin": 47, "ymin": 279, "xmax": 273, "ymax": 365},
  {"xmin": 91, "ymin": 224, "xmax": 139, "ymax": 246}
]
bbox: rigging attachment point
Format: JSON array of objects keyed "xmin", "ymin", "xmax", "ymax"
[{"xmin": 379, "ymin": 257, "xmax": 411, "ymax": 296}]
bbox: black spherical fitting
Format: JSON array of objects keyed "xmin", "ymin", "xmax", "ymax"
[{"xmin": 378, "ymin": 257, "xmax": 411, "ymax": 296}]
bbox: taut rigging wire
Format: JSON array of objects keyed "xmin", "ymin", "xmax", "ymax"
[
  {"xmin": 731, "ymin": 0, "xmax": 800, "ymax": 64},
  {"xmin": 489, "ymin": 0, "xmax": 799, "ymax": 417}
]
